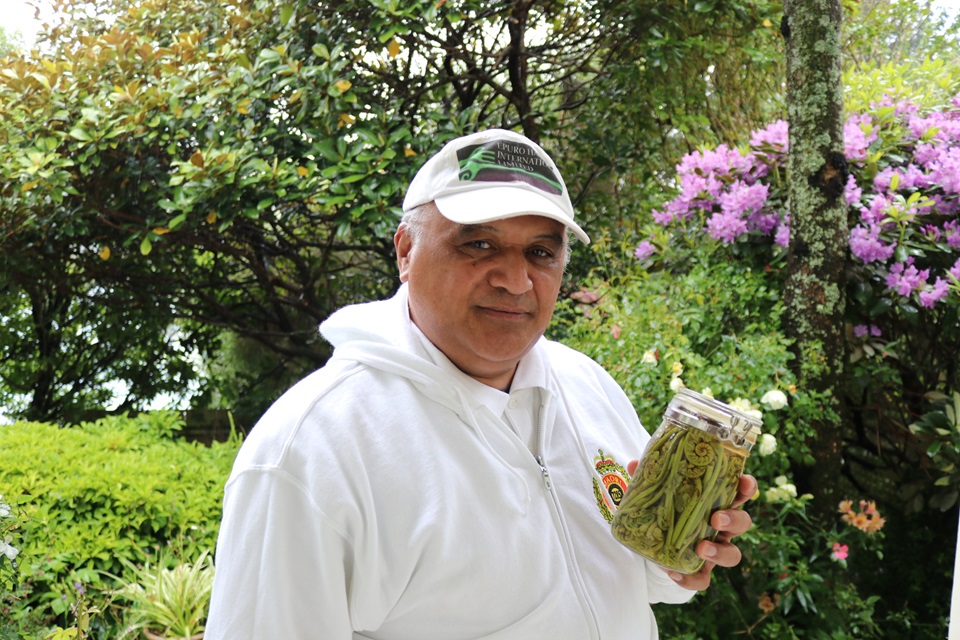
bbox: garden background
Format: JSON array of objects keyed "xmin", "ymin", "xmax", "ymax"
[{"xmin": 1, "ymin": 0, "xmax": 959, "ymax": 637}]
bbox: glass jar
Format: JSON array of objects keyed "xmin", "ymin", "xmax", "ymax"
[{"xmin": 611, "ymin": 388, "xmax": 762, "ymax": 574}]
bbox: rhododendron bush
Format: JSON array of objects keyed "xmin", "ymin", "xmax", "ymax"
[
  {"xmin": 644, "ymin": 94, "xmax": 960, "ymax": 314},
  {"xmin": 582, "ymin": 92, "xmax": 960, "ymax": 638}
]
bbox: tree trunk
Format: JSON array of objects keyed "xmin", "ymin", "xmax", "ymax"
[{"xmin": 782, "ymin": 0, "xmax": 848, "ymax": 520}]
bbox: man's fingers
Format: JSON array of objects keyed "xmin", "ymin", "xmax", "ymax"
[
  {"xmin": 730, "ymin": 474, "xmax": 758, "ymax": 509},
  {"xmin": 711, "ymin": 508, "xmax": 753, "ymax": 537},
  {"xmin": 697, "ymin": 536, "xmax": 742, "ymax": 569}
]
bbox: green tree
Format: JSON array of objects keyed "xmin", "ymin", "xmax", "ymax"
[
  {"xmin": 0, "ymin": 26, "xmax": 23, "ymax": 57},
  {"xmin": 0, "ymin": 0, "xmax": 792, "ymax": 420}
]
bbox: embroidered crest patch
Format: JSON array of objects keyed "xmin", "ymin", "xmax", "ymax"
[{"xmin": 592, "ymin": 449, "xmax": 630, "ymax": 523}]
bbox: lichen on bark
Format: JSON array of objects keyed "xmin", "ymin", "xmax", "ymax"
[{"xmin": 782, "ymin": 0, "xmax": 848, "ymax": 519}]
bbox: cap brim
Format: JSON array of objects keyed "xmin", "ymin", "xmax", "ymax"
[{"xmin": 434, "ymin": 187, "xmax": 591, "ymax": 244}]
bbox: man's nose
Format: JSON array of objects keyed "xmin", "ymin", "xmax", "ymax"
[{"xmin": 487, "ymin": 250, "xmax": 533, "ymax": 294}]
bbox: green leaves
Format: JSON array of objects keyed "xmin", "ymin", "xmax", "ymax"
[{"xmin": 0, "ymin": 413, "xmax": 241, "ymax": 626}]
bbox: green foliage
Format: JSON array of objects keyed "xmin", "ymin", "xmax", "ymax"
[
  {"xmin": 654, "ymin": 495, "xmax": 888, "ymax": 639},
  {"xmin": 553, "ymin": 243, "xmax": 796, "ymax": 432},
  {"xmin": 111, "ymin": 551, "xmax": 214, "ymax": 639},
  {"xmin": 844, "ymin": 56, "xmax": 960, "ymax": 116},
  {"xmin": 843, "ymin": 0, "xmax": 960, "ymax": 74},
  {"xmin": 0, "ymin": 0, "xmax": 803, "ymax": 419},
  {"xmin": 0, "ymin": 26, "xmax": 24, "ymax": 57},
  {"xmin": 554, "ymin": 231, "xmax": 950, "ymax": 637},
  {"xmin": 0, "ymin": 412, "xmax": 239, "ymax": 632},
  {"xmin": 909, "ymin": 391, "xmax": 960, "ymax": 510}
]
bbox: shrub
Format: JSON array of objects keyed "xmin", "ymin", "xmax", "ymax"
[
  {"xmin": 555, "ymin": 81, "xmax": 959, "ymax": 639},
  {"xmin": 0, "ymin": 411, "xmax": 240, "ymax": 634},
  {"xmin": 111, "ymin": 550, "xmax": 215, "ymax": 639}
]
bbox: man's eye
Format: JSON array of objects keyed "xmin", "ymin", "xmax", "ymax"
[
  {"xmin": 466, "ymin": 240, "xmax": 492, "ymax": 250},
  {"xmin": 529, "ymin": 247, "xmax": 554, "ymax": 259}
]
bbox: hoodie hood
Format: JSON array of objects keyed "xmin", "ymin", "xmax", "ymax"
[
  {"xmin": 322, "ymin": 285, "xmax": 540, "ymax": 507},
  {"xmin": 319, "ymin": 284, "xmax": 475, "ymax": 417}
]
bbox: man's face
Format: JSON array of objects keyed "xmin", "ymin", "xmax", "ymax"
[{"xmin": 395, "ymin": 205, "xmax": 567, "ymax": 389}]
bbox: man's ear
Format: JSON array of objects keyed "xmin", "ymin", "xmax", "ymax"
[{"xmin": 395, "ymin": 225, "xmax": 412, "ymax": 283}]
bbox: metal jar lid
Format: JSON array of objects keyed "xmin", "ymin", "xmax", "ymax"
[{"xmin": 664, "ymin": 388, "xmax": 763, "ymax": 451}]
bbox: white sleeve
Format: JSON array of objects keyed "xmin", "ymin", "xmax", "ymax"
[
  {"xmin": 205, "ymin": 468, "xmax": 354, "ymax": 639},
  {"xmin": 645, "ymin": 562, "xmax": 697, "ymax": 605}
]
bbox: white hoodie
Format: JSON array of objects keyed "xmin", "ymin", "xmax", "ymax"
[{"xmin": 205, "ymin": 285, "xmax": 692, "ymax": 640}]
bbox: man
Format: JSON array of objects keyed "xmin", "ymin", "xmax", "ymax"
[{"xmin": 205, "ymin": 129, "xmax": 756, "ymax": 639}]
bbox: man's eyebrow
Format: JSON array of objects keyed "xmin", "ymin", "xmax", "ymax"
[
  {"xmin": 457, "ymin": 223, "xmax": 565, "ymax": 244},
  {"xmin": 457, "ymin": 223, "xmax": 497, "ymax": 235}
]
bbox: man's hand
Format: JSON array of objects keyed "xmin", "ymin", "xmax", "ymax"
[{"xmin": 626, "ymin": 461, "xmax": 758, "ymax": 592}]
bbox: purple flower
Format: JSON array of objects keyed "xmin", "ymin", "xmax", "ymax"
[
  {"xmin": 706, "ymin": 210, "xmax": 749, "ymax": 243},
  {"xmin": 844, "ymin": 113, "xmax": 878, "ymax": 162},
  {"xmin": 747, "ymin": 211, "xmax": 780, "ymax": 235},
  {"xmin": 870, "ymin": 325, "xmax": 882, "ymax": 337},
  {"xmin": 914, "ymin": 142, "xmax": 941, "ymax": 167},
  {"xmin": 845, "ymin": 174, "xmax": 863, "ymax": 206},
  {"xmin": 862, "ymin": 194, "xmax": 891, "ymax": 225},
  {"xmin": 874, "ymin": 167, "xmax": 903, "ymax": 193},
  {"xmin": 885, "ymin": 259, "xmax": 929, "ymax": 296},
  {"xmin": 949, "ymin": 258, "xmax": 960, "ymax": 281},
  {"xmin": 850, "ymin": 225, "xmax": 896, "ymax": 263},
  {"xmin": 750, "ymin": 120, "xmax": 789, "ymax": 155},
  {"xmin": 774, "ymin": 215, "xmax": 791, "ymax": 247},
  {"xmin": 718, "ymin": 181, "xmax": 769, "ymax": 218},
  {"xmin": 853, "ymin": 324, "xmax": 869, "ymax": 338},
  {"xmin": 927, "ymin": 147, "xmax": 960, "ymax": 195},
  {"xmin": 907, "ymin": 112, "xmax": 960, "ymax": 144},
  {"xmin": 871, "ymin": 95, "xmax": 918, "ymax": 118},
  {"xmin": 634, "ymin": 240, "xmax": 656, "ymax": 261},
  {"xmin": 919, "ymin": 277, "xmax": 950, "ymax": 308},
  {"xmin": 945, "ymin": 221, "xmax": 960, "ymax": 249}
]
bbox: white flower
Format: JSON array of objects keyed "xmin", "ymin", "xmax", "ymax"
[
  {"xmin": 764, "ymin": 476, "xmax": 798, "ymax": 503},
  {"xmin": 0, "ymin": 499, "xmax": 10, "ymax": 519},
  {"xmin": 764, "ymin": 486, "xmax": 788, "ymax": 503},
  {"xmin": 0, "ymin": 536, "xmax": 19, "ymax": 562},
  {"xmin": 641, "ymin": 349, "xmax": 658, "ymax": 365},
  {"xmin": 728, "ymin": 397, "xmax": 763, "ymax": 420},
  {"xmin": 763, "ymin": 476, "xmax": 797, "ymax": 502},
  {"xmin": 758, "ymin": 433, "xmax": 778, "ymax": 456},
  {"xmin": 671, "ymin": 361, "xmax": 684, "ymax": 376},
  {"xmin": 700, "ymin": 387, "xmax": 714, "ymax": 398},
  {"xmin": 670, "ymin": 376, "xmax": 685, "ymax": 392},
  {"xmin": 761, "ymin": 389, "xmax": 789, "ymax": 410}
]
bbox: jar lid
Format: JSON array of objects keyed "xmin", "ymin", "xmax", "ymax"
[{"xmin": 667, "ymin": 388, "xmax": 763, "ymax": 449}]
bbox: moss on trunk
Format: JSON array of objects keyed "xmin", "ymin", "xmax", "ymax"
[{"xmin": 782, "ymin": 0, "xmax": 848, "ymax": 520}]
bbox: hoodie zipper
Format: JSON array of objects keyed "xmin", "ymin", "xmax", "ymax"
[
  {"xmin": 533, "ymin": 401, "xmax": 553, "ymax": 489},
  {"xmin": 531, "ymin": 396, "xmax": 602, "ymax": 640}
]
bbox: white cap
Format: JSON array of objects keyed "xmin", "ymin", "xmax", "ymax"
[{"xmin": 402, "ymin": 129, "xmax": 590, "ymax": 244}]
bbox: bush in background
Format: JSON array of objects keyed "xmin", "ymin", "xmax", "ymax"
[{"xmin": 0, "ymin": 411, "xmax": 240, "ymax": 636}]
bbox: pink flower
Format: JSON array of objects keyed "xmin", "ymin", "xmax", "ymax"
[
  {"xmin": 633, "ymin": 240, "xmax": 656, "ymax": 261},
  {"xmin": 885, "ymin": 258, "xmax": 929, "ymax": 296},
  {"xmin": 949, "ymin": 258, "xmax": 960, "ymax": 282},
  {"xmin": 706, "ymin": 210, "xmax": 749, "ymax": 243},
  {"xmin": 844, "ymin": 174, "xmax": 863, "ymax": 206},
  {"xmin": 850, "ymin": 225, "xmax": 896, "ymax": 264},
  {"xmin": 774, "ymin": 216, "xmax": 791, "ymax": 247},
  {"xmin": 844, "ymin": 113, "xmax": 878, "ymax": 162},
  {"xmin": 570, "ymin": 289, "xmax": 599, "ymax": 304},
  {"xmin": 919, "ymin": 277, "xmax": 950, "ymax": 308},
  {"xmin": 749, "ymin": 119, "xmax": 789, "ymax": 154},
  {"xmin": 610, "ymin": 324, "xmax": 621, "ymax": 339},
  {"xmin": 831, "ymin": 542, "xmax": 849, "ymax": 561}
]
